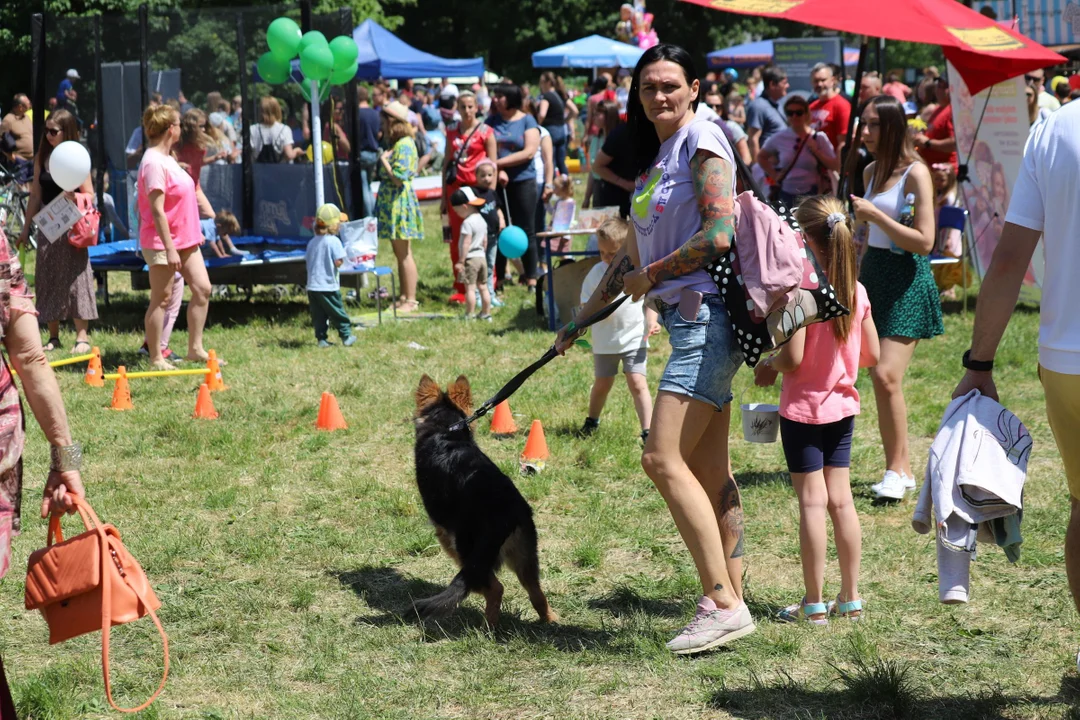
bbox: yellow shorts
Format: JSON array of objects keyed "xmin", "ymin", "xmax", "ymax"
[
  {"xmin": 1040, "ymin": 366, "xmax": 1080, "ymax": 500},
  {"xmin": 142, "ymin": 245, "xmax": 201, "ymax": 266}
]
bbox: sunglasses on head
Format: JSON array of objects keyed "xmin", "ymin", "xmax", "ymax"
[{"xmin": 785, "ymin": 108, "xmax": 806, "ymax": 117}]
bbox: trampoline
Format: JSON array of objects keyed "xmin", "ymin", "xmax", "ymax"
[{"xmin": 91, "ymin": 236, "xmax": 309, "ymax": 303}]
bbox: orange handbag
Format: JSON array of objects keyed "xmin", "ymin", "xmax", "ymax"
[{"xmin": 24, "ymin": 495, "xmax": 168, "ymax": 713}]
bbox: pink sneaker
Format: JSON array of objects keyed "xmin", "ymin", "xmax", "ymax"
[{"xmin": 666, "ymin": 596, "xmax": 756, "ymax": 655}]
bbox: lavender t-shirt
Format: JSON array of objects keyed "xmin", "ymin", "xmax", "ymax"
[{"xmin": 631, "ymin": 119, "xmax": 735, "ymax": 304}]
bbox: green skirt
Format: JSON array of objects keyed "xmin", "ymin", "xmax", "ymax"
[{"xmin": 860, "ymin": 248, "xmax": 944, "ymax": 340}]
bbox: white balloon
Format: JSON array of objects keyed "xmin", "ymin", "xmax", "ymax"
[{"xmin": 48, "ymin": 141, "xmax": 91, "ymax": 192}]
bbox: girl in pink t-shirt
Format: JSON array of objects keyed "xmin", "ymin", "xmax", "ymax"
[{"xmin": 754, "ymin": 195, "xmax": 880, "ymax": 625}]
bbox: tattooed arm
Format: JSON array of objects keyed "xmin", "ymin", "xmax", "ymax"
[
  {"xmin": 622, "ymin": 150, "xmax": 736, "ymax": 301},
  {"xmin": 554, "ymin": 224, "xmax": 640, "ymax": 354}
]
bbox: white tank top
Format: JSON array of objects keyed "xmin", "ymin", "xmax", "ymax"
[{"xmin": 865, "ymin": 164, "xmax": 915, "ymax": 250}]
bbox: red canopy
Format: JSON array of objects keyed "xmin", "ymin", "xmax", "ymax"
[{"xmin": 681, "ymin": 0, "xmax": 1066, "ymax": 94}]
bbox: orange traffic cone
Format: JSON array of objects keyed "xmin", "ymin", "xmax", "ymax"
[
  {"xmin": 316, "ymin": 392, "xmax": 347, "ymax": 431},
  {"xmin": 490, "ymin": 400, "xmax": 518, "ymax": 435},
  {"xmin": 520, "ymin": 419, "xmax": 549, "ymax": 473},
  {"xmin": 110, "ymin": 366, "xmax": 133, "ymax": 411},
  {"xmin": 193, "ymin": 383, "xmax": 219, "ymax": 419},
  {"xmin": 205, "ymin": 349, "xmax": 226, "ymax": 392},
  {"xmin": 84, "ymin": 346, "xmax": 104, "ymax": 387}
]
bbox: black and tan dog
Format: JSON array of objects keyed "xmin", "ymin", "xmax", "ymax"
[{"xmin": 412, "ymin": 374, "xmax": 557, "ymax": 626}]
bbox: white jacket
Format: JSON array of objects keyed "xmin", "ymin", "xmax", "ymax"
[{"xmin": 912, "ymin": 390, "xmax": 1031, "ymax": 535}]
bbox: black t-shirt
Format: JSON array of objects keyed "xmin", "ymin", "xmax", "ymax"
[
  {"xmin": 476, "ymin": 187, "xmax": 500, "ymax": 240},
  {"xmin": 594, "ymin": 123, "xmax": 635, "ymax": 218},
  {"xmin": 356, "ymin": 106, "xmax": 381, "ymax": 153},
  {"xmin": 541, "ymin": 91, "xmax": 566, "ymax": 128}
]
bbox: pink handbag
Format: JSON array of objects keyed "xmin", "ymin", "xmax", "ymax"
[
  {"xmin": 67, "ymin": 192, "xmax": 100, "ymax": 249},
  {"xmin": 732, "ymin": 190, "xmax": 804, "ymax": 319}
]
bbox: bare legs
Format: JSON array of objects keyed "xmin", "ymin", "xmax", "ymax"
[
  {"xmin": 1067, "ymin": 498, "xmax": 1080, "ymax": 616},
  {"xmin": 870, "ymin": 337, "xmax": 919, "ymax": 477},
  {"xmin": 641, "ymin": 393, "xmax": 741, "ymax": 609},
  {"xmin": 687, "ymin": 404, "xmax": 743, "ymax": 601},
  {"xmin": 46, "ymin": 320, "xmax": 90, "ymax": 349},
  {"xmin": 587, "ymin": 372, "xmax": 653, "ymax": 433},
  {"xmin": 791, "ymin": 467, "xmax": 861, "ymax": 617},
  {"xmin": 392, "ymin": 239, "xmax": 418, "ymax": 309},
  {"xmin": 145, "ymin": 249, "xmax": 212, "ymax": 368}
]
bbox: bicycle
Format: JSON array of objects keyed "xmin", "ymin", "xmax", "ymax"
[{"xmin": 0, "ymin": 162, "xmax": 30, "ymax": 248}]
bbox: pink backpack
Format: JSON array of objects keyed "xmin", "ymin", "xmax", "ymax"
[
  {"xmin": 732, "ymin": 190, "xmax": 803, "ymax": 319},
  {"xmin": 67, "ymin": 192, "xmax": 100, "ymax": 249}
]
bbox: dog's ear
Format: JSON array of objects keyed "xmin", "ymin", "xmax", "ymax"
[
  {"xmin": 416, "ymin": 374, "xmax": 442, "ymax": 412},
  {"xmin": 447, "ymin": 375, "xmax": 472, "ymax": 414}
]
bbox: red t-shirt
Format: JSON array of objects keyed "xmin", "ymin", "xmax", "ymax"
[
  {"xmin": 920, "ymin": 104, "xmax": 958, "ymax": 169},
  {"xmin": 445, "ymin": 123, "xmax": 494, "ymax": 187},
  {"xmin": 175, "ymin": 143, "xmax": 205, "ymax": 189},
  {"xmin": 809, "ymin": 93, "xmax": 851, "ymax": 151}
]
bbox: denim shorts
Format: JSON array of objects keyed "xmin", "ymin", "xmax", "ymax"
[{"xmin": 655, "ymin": 293, "xmax": 743, "ymax": 410}]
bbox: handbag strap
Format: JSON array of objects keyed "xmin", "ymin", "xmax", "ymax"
[
  {"xmin": 452, "ymin": 122, "xmax": 482, "ymax": 169},
  {"xmin": 100, "ymin": 529, "xmax": 169, "ymax": 714},
  {"xmin": 48, "ymin": 496, "xmax": 101, "ymax": 545},
  {"xmin": 64, "ymin": 496, "xmax": 169, "ymax": 714},
  {"xmin": 775, "ymin": 132, "xmax": 813, "ymax": 187}
]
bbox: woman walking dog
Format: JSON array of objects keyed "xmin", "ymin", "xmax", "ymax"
[{"xmin": 556, "ymin": 44, "xmax": 752, "ymax": 655}]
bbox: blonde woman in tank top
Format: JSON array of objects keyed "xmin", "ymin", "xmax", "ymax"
[{"xmin": 850, "ymin": 96, "xmax": 943, "ymax": 502}]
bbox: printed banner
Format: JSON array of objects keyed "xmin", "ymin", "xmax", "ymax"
[
  {"xmin": 947, "ymin": 61, "xmax": 1042, "ymax": 304},
  {"xmin": 773, "ymin": 38, "xmax": 842, "ymax": 96}
]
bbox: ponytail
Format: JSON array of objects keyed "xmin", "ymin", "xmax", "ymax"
[{"xmin": 794, "ymin": 195, "xmax": 858, "ymax": 342}]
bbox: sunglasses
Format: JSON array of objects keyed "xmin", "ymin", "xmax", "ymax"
[
  {"xmin": 785, "ymin": 108, "xmax": 806, "ymax": 118},
  {"xmin": 45, "ymin": 127, "xmax": 61, "ymax": 137},
  {"xmin": 1025, "ymin": 75, "xmax": 1042, "ymax": 84}
]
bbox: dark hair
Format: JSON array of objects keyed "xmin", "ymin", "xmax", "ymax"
[
  {"xmin": 598, "ymin": 99, "xmax": 621, "ymax": 137},
  {"xmin": 590, "ymin": 77, "xmax": 610, "ymax": 94},
  {"xmin": 627, "ymin": 43, "xmax": 700, "ymax": 176},
  {"xmin": 762, "ymin": 65, "xmax": 787, "ymax": 88},
  {"xmin": 783, "ymin": 95, "xmax": 809, "ymax": 112},
  {"xmin": 540, "ymin": 71, "xmax": 568, "ymax": 102},
  {"xmin": 1055, "ymin": 81, "xmax": 1071, "ymax": 100},
  {"xmin": 863, "ymin": 95, "xmax": 920, "ymax": 193},
  {"xmin": 37, "ymin": 109, "xmax": 80, "ymax": 177},
  {"xmin": 492, "ymin": 83, "xmax": 524, "ymax": 111}
]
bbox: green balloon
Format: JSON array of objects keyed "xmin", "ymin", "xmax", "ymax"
[
  {"xmin": 329, "ymin": 36, "xmax": 359, "ymax": 69},
  {"xmin": 330, "ymin": 61, "xmax": 358, "ymax": 85},
  {"xmin": 256, "ymin": 51, "xmax": 290, "ymax": 85},
  {"xmin": 300, "ymin": 44, "xmax": 334, "ymax": 82},
  {"xmin": 266, "ymin": 17, "xmax": 302, "ymax": 61},
  {"xmin": 298, "ymin": 30, "xmax": 329, "ymax": 54}
]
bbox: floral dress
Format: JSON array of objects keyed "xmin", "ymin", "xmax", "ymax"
[
  {"xmin": 0, "ymin": 230, "xmax": 34, "ymax": 581},
  {"xmin": 375, "ymin": 137, "xmax": 424, "ymax": 242}
]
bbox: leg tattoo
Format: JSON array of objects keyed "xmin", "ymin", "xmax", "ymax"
[{"xmin": 718, "ymin": 476, "xmax": 745, "ymax": 559}]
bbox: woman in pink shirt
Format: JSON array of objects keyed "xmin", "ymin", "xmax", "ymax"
[
  {"xmin": 137, "ymin": 104, "xmax": 213, "ymax": 371},
  {"xmin": 755, "ymin": 195, "xmax": 880, "ymax": 625}
]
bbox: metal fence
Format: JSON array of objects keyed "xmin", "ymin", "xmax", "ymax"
[{"xmin": 31, "ymin": 2, "xmax": 363, "ymax": 238}]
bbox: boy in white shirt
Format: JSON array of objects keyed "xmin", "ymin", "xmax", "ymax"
[
  {"xmin": 578, "ymin": 218, "xmax": 660, "ymax": 441},
  {"xmin": 451, "ymin": 187, "xmax": 493, "ymax": 321}
]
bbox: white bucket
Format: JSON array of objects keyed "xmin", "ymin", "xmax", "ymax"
[{"xmin": 740, "ymin": 389, "xmax": 780, "ymax": 444}]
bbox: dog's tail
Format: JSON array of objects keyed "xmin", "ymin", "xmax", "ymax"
[{"xmin": 413, "ymin": 572, "xmax": 470, "ymax": 619}]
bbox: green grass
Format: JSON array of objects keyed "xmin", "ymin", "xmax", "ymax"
[{"xmin": 3, "ymin": 188, "xmax": 1078, "ymax": 719}]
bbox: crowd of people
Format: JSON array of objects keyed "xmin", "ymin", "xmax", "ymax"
[
  {"xmin": 551, "ymin": 43, "xmax": 1079, "ymax": 659},
  {"xmin": 1, "ymin": 44, "xmax": 1079, "ymax": 679}
]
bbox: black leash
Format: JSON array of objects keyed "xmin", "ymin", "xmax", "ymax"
[{"xmin": 449, "ymin": 295, "xmax": 631, "ymax": 431}]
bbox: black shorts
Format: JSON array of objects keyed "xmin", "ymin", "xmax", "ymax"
[{"xmin": 780, "ymin": 416, "xmax": 856, "ymax": 474}]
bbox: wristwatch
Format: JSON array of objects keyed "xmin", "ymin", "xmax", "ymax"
[
  {"xmin": 50, "ymin": 442, "xmax": 83, "ymax": 472},
  {"xmin": 962, "ymin": 350, "xmax": 994, "ymax": 373}
]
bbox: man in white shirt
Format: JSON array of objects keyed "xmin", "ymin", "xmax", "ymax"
[{"xmin": 953, "ymin": 101, "xmax": 1080, "ymax": 666}]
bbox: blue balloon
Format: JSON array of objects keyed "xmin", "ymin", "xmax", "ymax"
[{"xmin": 498, "ymin": 225, "xmax": 529, "ymax": 260}]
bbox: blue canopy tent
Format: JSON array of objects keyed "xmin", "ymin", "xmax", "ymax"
[
  {"xmin": 253, "ymin": 19, "xmax": 484, "ymax": 82},
  {"xmin": 707, "ymin": 39, "xmax": 861, "ymax": 70},
  {"xmin": 532, "ymin": 35, "xmax": 644, "ymax": 68},
  {"xmin": 353, "ymin": 19, "xmax": 484, "ymax": 79}
]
